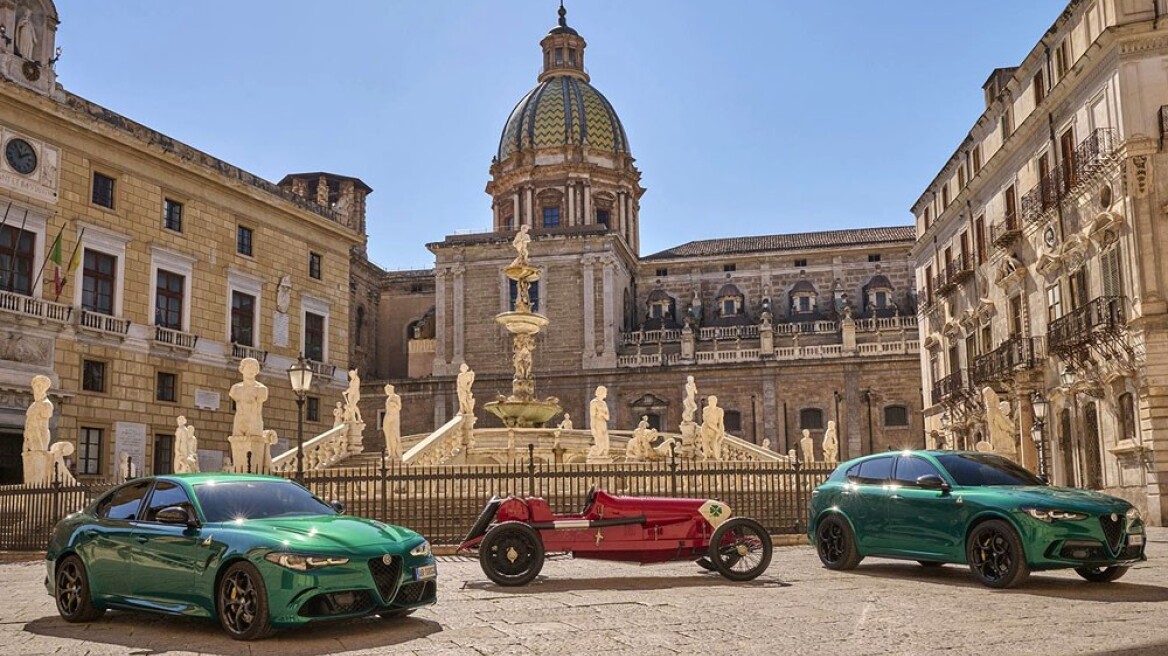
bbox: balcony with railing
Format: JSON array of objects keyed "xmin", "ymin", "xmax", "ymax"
[
  {"xmin": 990, "ymin": 212, "xmax": 1021, "ymax": 248},
  {"xmin": 1048, "ymin": 296, "xmax": 1126, "ymax": 358},
  {"xmin": 78, "ymin": 309, "xmax": 131, "ymax": 336},
  {"xmin": 0, "ymin": 289, "xmax": 72, "ymax": 324},
  {"xmin": 1020, "ymin": 128, "xmax": 1118, "ymax": 225},
  {"xmin": 931, "ymin": 369, "xmax": 971, "ymax": 405},
  {"xmin": 307, "ymin": 359, "xmax": 337, "ymax": 379},
  {"xmin": 230, "ymin": 342, "xmax": 268, "ymax": 364},
  {"xmin": 972, "ymin": 336, "xmax": 1044, "ymax": 386},
  {"xmin": 934, "ymin": 254, "xmax": 973, "ymax": 296},
  {"xmin": 154, "ymin": 325, "xmax": 198, "ymax": 351}
]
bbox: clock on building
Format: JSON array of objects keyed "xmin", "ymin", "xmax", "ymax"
[{"xmin": 5, "ymin": 138, "xmax": 37, "ymax": 175}]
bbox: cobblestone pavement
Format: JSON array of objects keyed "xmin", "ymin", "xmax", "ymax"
[{"xmin": 1, "ymin": 531, "xmax": 1167, "ymax": 656}]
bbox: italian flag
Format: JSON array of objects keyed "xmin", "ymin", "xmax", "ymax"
[{"xmin": 48, "ymin": 230, "xmax": 63, "ymax": 297}]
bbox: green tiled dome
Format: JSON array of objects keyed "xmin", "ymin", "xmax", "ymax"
[{"xmin": 497, "ymin": 76, "xmax": 630, "ymax": 160}]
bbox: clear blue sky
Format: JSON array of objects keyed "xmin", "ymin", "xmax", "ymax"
[{"xmin": 55, "ymin": 1, "xmax": 1067, "ymax": 269}]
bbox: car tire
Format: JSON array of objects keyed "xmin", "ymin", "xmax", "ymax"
[
  {"xmin": 966, "ymin": 519, "xmax": 1030, "ymax": 589},
  {"xmin": 815, "ymin": 515, "xmax": 863, "ymax": 571},
  {"xmin": 917, "ymin": 561, "xmax": 945, "ymax": 568},
  {"xmin": 217, "ymin": 561, "xmax": 274, "ymax": 640},
  {"xmin": 1074, "ymin": 565, "xmax": 1129, "ymax": 583},
  {"xmin": 55, "ymin": 555, "xmax": 104, "ymax": 623},
  {"xmin": 707, "ymin": 517, "xmax": 773, "ymax": 582},
  {"xmin": 378, "ymin": 608, "xmax": 416, "ymax": 619},
  {"xmin": 479, "ymin": 521, "xmax": 545, "ymax": 586}
]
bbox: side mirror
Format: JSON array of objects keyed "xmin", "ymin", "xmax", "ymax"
[
  {"xmin": 916, "ymin": 474, "xmax": 952, "ymax": 494},
  {"xmin": 1037, "ymin": 475, "xmax": 1050, "ymax": 486},
  {"xmin": 330, "ymin": 500, "xmax": 345, "ymax": 514},
  {"xmin": 156, "ymin": 506, "xmax": 198, "ymax": 528}
]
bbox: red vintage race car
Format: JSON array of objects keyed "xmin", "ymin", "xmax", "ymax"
[{"xmin": 458, "ymin": 487, "xmax": 773, "ymax": 585}]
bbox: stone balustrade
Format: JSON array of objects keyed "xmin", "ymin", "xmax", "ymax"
[
  {"xmin": 0, "ymin": 289, "xmax": 72, "ymax": 324},
  {"xmin": 272, "ymin": 423, "xmax": 349, "ymax": 473}
]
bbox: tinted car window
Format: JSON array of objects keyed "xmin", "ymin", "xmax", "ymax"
[
  {"xmin": 856, "ymin": 457, "xmax": 894, "ymax": 484},
  {"xmin": 845, "ymin": 464, "xmax": 860, "ymax": 481},
  {"xmin": 936, "ymin": 453, "xmax": 1045, "ymax": 486},
  {"xmin": 195, "ymin": 481, "xmax": 335, "ymax": 523},
  {"xmin": 143, "ymin": 481, "xmax": 196, "ymax": 522},
  {"xmin": 96, "ymin": 481, "xmax": 151, "ymax": 521},
  {"xmin": 893, "ymin": 456, "xmax": 943, "ymax": 486}
]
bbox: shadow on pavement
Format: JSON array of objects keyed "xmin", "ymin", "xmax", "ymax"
[
  {"xmin": 844, "ymin": 561, "xmax": 1168, "ymax": 602},
  {"xmin": 23, "ymin": 611, "xmax": 441, "ymax": 656},
  {"xmin": 462, "ymin": 573, "xmax": 790, "ymax": 593},
  {"xmin": 1088, "ymin": 639, "xmax": 1168, "ymax": 655}
]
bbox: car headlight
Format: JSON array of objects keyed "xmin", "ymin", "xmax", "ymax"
[
  {"xmin": 409, "ymin": 540, "xmax": 432, "ymax": 558},
  {"xmin": 1022, "ymin": 507, "xmax": 1089, "ymax": 522},
  {"xmin": 1126, "ymin": 507, "xmax": 1142, "ymax": 522},
  {"xmin": 264, "ymin": 553, "xmax": 350, "ymax": 571}
]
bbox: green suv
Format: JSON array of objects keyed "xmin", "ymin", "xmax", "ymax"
[{"xmin": 808, "ymin": 451, "xmax": 1146, "ymax": 588}]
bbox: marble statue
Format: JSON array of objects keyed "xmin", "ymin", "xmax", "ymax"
[
  {"xmin": 788, "ymin": 448, "xmax": 797, "ymax": 461},
  {"xmin": 333, "ymin": 401, "xmax": 344, "ymax": 427},
  {"xmin": 22, "ymin": 374, "xmax": 53, "ymax": 484},
  {"xmin": 762, "ymin": 438, "xmax": 771, "ymax": 451},
  {"xmin": 800, "ymin": 429, "xmax": 815, "ymax": 463},
  {"xmin": 982, "ymin": 387, "xmax": 1017, "ymax": 456},
  {"xmin": 700, "ymin": 395, "xmax": 725, "ymax": 460},
  {"xmin": 230, "ymin": 358, "xmax": 268, "ymax": 437},
  {"xmin": 383, "ymin": 384, "xmax": 402, "ymax": 462},
  {"xmin": 822, "ymin": 420, "xmax": 839, "ymax": 463},
  {"xmin": 975, "ymin": 435, "xmax": 995, "ymax": 452},
  {"xmin": 512, "ymin": 335, "xmax": 534, "ymax": 383},
  {"xmin": 276, "ymin": 274, "xmax": 292, "ymax": 313},
  {"xmin": 457, "ymin": 362, "xmax": 476, "ymax": 414},
  {"xmin": 588, "ymin": 385, "xmax": 610, "ymax": 458},
  {"xmin": 343, "ymin": 369, "xmax": 363, "ymax": 423},
  {"xmin": 511, "ymin": 224, "xmax": 531, "ymax": 267},
  {"xmin": 558, "ymin": 413, "xmax": 573, "ymax": 430},
  {"xmin": 15, "ymin": 11, "xmax": 35, "ymax": 60},
  {"xmin": 174, "ymin": 416, "xmax": 199, "ymax": 474},
  {"xmin": 626, "ymin": 416, "xmax": 658, "ymax": 461},
  {"xmin": 682, "ymin": 375, "xmax": 698, "ymax": 423}
]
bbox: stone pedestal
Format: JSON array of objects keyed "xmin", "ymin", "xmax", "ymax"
[
  {"xmin": 842, "ymin": 317, "xmax": 857, "ymax": 353},
  {"xmin": 760, "ymin": 324, "xmax": 774, "ymax": 356},
  {"xmin": 228, "ymin": 434, "xmax": 275, "ymax": 473},
  {"xmin": 461, "ymin": 413, "xmax": 477, "ymax": 451},
  {"xmin": 22, "ymin": 450, "xmax": 51, "ymax": 485},
  {"xmin": 586, "ymin": 454, "xmax": 613, "ymax": 465},
  {"xmin": 679, "ymin": 421, "xmax": 699, "ymax": 459},
  {"xmin": 681, "ymin": 326, "xmax": 696, "ymax": 361},
  {"xmin": 346, "ymin": 420, "xmax": 366, "ymax": 455}
]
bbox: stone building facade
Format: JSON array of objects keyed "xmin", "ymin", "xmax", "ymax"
[
  {"xmin": 912, "ymin": 0, "xmax": 1168, "ymax": 523},
  {"xmin": 362, "ymin": 7, "xmax": 925, "ymax": 461},
  {"xmin": 0, "ymin": 1, "xmax": 367, "ymax": 483}
]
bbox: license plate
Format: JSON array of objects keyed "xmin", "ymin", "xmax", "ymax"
[
  {"xmin": 1129, "ymin": 534, "xmax": 1144, "ymax": 547},
  {"xmin": 415, "ymin": 564, "xmax": 437, "ymax": 580}
]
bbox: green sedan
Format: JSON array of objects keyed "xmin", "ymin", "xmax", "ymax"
[
  {"xmin": 45, "ymin": 473, "xmax": 437, "ymax": 640},
  {"xmin": 808, "ymin": 451, "xmax": 1146, "ymax": 588}
]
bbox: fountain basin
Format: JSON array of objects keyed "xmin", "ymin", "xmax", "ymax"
[
  {"xmin": 495, "ymin": 311, "xmax": 549, "ymax": 334},
  {"xmin": 503, "ymin": 263, "xmax": 541, "ymax": 282},
  {"xmin": 484, "ymin": 399, "xmax": 563, "ymax": 428}
]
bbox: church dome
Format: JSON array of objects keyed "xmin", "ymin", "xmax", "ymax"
[{"xmin": 497, "ymin": 76, "xmax": 630, "ymax": 161}]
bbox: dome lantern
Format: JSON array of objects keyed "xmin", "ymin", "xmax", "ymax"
[{"xmin": 539, "ymin": 2, "xmax": 589, "ymax": 83}]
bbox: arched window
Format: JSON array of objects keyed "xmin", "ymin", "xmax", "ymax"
[
  {"xmin": 355, "ymin": 306, "xmax": 365, "ymax": 347},
  {"xmin": 884, "ymin": 405, "xmax": 909, "ymax": 427},
  {"xmin": 1118, "ymin": 392, "xmax": 1136, "ymax": 441},
  {"xmin": 800, "ymin": 408, "xmax": 824, "ymax": 430}
]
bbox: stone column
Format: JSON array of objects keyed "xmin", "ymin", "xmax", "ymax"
[
  {"xmin": 525, "ymin": 186, "xmax": 534, "ymax": 227},
  {"xmin": 512, "ymin": 192, "xmax": 520, "ymax": 228},
  {"xmin": 763, "ymin": 377, "xmax": 777, "ymax": 447},
  {"xmin": 617, "ymin": 191, "xmax": 626, "ymax": 238},
  {"xmin": 582, "ymin": 255, "xmax": 597, "ymax": 364},
  {"xmin": 600, "ymin": 257, "xmax": 617, "ymax": 366},
  {"xmin": 432, "ymin": 267, "xmax": 448, "ymax": 375},
  {"xmin": 583, "ymin": 183, "xmax": 592, "ymax": 224},
  {"xmin": 566, "ymin": 182, "xmax": 574, "ymax": 226},
  {"xmin": 452, "ymin": 263, "xmax": 466, "ymax": 363},
  {"xmin": 1017, "ymin": 388, "xmax": 1038, "ymax": 473}
]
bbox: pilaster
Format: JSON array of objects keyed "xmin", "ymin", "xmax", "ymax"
[
  {"xmin": 431, "ymin": 267, "xmax": 449, "ymax": 375},
  {"xmin": 599, "ymin": 255, "xmax": 617, "ymax": 367},
  {"xmin": 581, "ymin": 254, "xmax": 598, "ymax": 366},
  {"xmin": 452, "ymin": 263, "xmax": 466, "ymax": 364}
]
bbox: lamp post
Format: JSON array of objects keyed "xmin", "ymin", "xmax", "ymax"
[
  {"xmin": 1031, "ymin": 390, "xmax": 1049, "ymax": 480},
  {"xmin": 287, "ymin": 354, "xmax": 314, "ymax": 484},
  {"xmin": 1060, "ymin": 364, "xmax": 1076, "ymax": 388}
]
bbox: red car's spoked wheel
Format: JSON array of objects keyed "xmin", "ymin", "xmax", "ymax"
[
  {"xmin": 479, "ymin": 522, "xmax": 545, "ymax": 586},
  {"xmin": 707, "ymin": 517, "xmax": 773, "ymax": 581}
]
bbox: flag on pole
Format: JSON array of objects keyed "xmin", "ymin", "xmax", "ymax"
[
  {"xmin": 48, "ymin": 227, "xmax": 64, "ymax": 297},
  {"xmin": 55, "ymin": 227, "xmax": 84, "ymax": 301}
]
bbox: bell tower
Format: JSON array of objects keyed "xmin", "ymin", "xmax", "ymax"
[{"xmin": 0, "ymin": 1, "xmax": 61, "ymax": 97}]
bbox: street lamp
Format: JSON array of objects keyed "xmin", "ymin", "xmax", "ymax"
[
  {"xmin": 1060, "ymin": 364, "xmax": 1076, "ymax": 388},
  {"xmin": 287, "ymin": 354, "xmax": 314, "ymax": 483},
  {"xmin": 1031, "ymin": 391, "xmax": 1049, "ymax": 480}
]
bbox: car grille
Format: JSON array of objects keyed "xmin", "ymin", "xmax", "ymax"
[
  {"xmin": 298, "ymin": 590, "xmax": 374, "ymax": 617},
  {"xmin": 1099, "ymin": 515, "xmax": 1124, "ymax": 553},
  {"xmin": 368, "ymin": 556, "xmax": 402, "ymax": 602},
  {"xmin": 394, "ymin": 580, "xmax": 436, "ymax": 604}
]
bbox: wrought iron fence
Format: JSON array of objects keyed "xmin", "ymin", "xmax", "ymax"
[
  {"xmin": 0, "ymin": 453, "xmax": 835, "ymax": 551},
  {"xmin": 1048, "ymin": 296, "xmax": 1126, "ymax": 358}
]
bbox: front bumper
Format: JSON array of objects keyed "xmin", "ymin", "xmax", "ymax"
[
  {"xmin": 1018, "ymin": 513, "xmax": 1147, "ymax": 570},
  {"xmin": 262, "ymin": 553, "xmax": 437, "ymax": 627}
]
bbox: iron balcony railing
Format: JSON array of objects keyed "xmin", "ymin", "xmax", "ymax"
[
  {"xmin": 1019, "ymin": 128, "xmax": 1118, "ymax": 225},
  {"xmin": 934, "ymin": 253, "xmax": 973, "ymax": 296},
  {"xmin": 990, "ymin": 212, "xmax": 1022, "ymax": 248},
  {"xmin": 931, "ymin": 369, "xmax": 971, "ymax": 405},
  {"xmin": 1048, "ymin": 296, "xmax": 1126, "ymax": 358},
  {"xmin": 972, "ymin": 336, "xmax": 1044, "ymax": 386}
]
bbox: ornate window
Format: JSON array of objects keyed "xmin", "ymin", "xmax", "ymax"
[
  {"xmin": 789, "ymin": 278, "xmax": 817, "ymax": 315},
  {"xmin": 863, "ymin": 273, "xmax": 895, "ymax": 315},
  {"xmin": 715, "ymin": 283, "xmax": 745, "ymax": 318},
  {"xmin": 884, "ymin": 405, "xmax": 909, "ymax": 427},
  {"xmin": 0, "ymin": 225, "xmax": 35, "ymax": 295},
  {"xmin": 1119, "ymin": 393, "xmax": 1136, "ymax": 442}
]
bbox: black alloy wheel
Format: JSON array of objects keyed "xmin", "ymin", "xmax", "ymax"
[
  {"xmin": 55, "ymin": 555, "xmax": 104, "ymax": 623},
  {"xmin": 966, "ymin": 520, "xmax": 1030, "ymax": 589},
  {"xmin": 707, "ymin": 517, "xmax": 773, "ymax": 582},
  {"xmin": 815, "ymin": 515, "xmax": 863, "ymax": 570},
  {"xmin": 217, "ymin": 562, "xmax": 274, "ymax": 640},
  {"xmin": 1074, "ymin": 565, "xmax": 1129, "ymax": 583},
  {"xmin": 479, "ymin": 521, "xmax": 545, "ymax": 586}
]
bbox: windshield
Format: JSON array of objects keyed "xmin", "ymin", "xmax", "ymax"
[
  {"xmin": 935, "ymin": 453, "xmax": 1045, "ymax": 487},
  {"xmin": 194, "ymin": 480, "xmax": 335, "ymax": 522}
]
